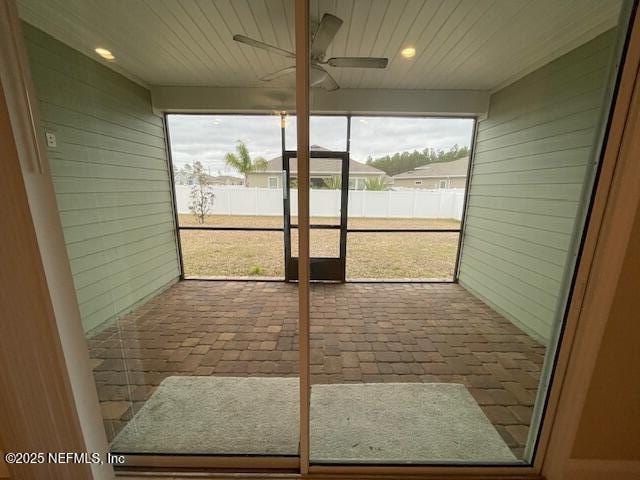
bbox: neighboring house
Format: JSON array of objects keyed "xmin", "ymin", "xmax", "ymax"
[
  {"xmin": 392, "ymin": 157, "xmax": 469, "ymax": 189},
  {"xmin": 247, "ymin": 145, "xmax": 386, "ymax": 189},
  {"xmin": 208, "ymin": 175, "xmax": 243, "ymax": 186}
]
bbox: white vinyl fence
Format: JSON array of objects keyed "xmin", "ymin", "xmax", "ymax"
[{"xmin": 175, "ymin": 186, "xmax": 465, "ymax": 220}]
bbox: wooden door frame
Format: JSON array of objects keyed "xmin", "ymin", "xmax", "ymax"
[
  {"xmin": 0, "ymin": 1, "xmax": 115, "ymax": 478},
  {"xmin": 295, "ymin": 0, "xmax": 311, "ymax": 474}
]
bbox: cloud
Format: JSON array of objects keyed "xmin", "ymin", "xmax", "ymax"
[
  {"xmin": 167, "ymin": 115, "xmax": 282, "ymax": 176},
  {"xmin": 349, "ymin": 117, "xmax": 474, "ymax": 160},
  {"xmin": 167, "ymin": 114, "xmax": 474, "ymax": 175}
]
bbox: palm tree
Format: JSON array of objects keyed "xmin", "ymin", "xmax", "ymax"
[
  {"xmin": 363, "ymin": 176, "xmax": 391, "ymax": 191},
  {"xmin": 224, "ymin": 141, "xmax": 267, "ymax": 186}
]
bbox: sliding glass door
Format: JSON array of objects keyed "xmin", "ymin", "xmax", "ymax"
[
  {"xmin": 17, "ymin": 0, "xmax": 302, "ymax": 467},
  {"xmin": 305, "ymin": 0, "xmax": 634, "ymax": 471}
]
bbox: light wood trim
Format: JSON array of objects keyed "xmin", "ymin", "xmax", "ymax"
[
  {"xmin": 114, "ymin": 469, "xmax": 539, "ymax": 480},
  {"xmin": 295, "ymin": 0, "xmax": 311, "ymax": 475},
  {"xmin": 117, "ymin": 456, "xmax": 299, "ymax": 470},
  {"xmin": 538, "ymin": 5, "xmax": 640, "ymax": 479},
  {"xmin": 306, "ymin": 466, "xmax": 540, "ymax": 478},
  {"xmin": 0, "ymin": 51, "xmax": 92, "ymax": 480},
  {"xmin": 117, "ymin": 475, "xmax": 299, "ymax": 480}
]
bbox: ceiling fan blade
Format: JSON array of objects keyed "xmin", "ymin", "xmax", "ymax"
[
  {"xmin": 311, "ymin": 13, "xmax": 343, "ymax": 59},
  {"xmin": 233, "ymin": 34, "xmax": 295, "ymax": 59},
  {"xmin": 320, "ymin": 72, "xmax": 339, "ymax": 91},
  {"xmin": 327, "ymin": 57, "xmax": 388, "ymax": 68},
  {"xmin": 309, "ymin": 66, "xmax": 338, "ymax": 91},
  {"xmin": 261, "ymin": 66, "xmax": 296, "ymax": 81},
  {"xmin": 309, "ymin": 64, "xmax": 338, "ymax": 91}
]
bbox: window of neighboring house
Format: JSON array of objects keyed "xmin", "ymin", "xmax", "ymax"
[
  {"xmin": 348, "ymin": 178, "xmax": 356, "ymax": 190},
  {"xmin": 268, "ymin": 176, "xmax": 279, "ymax": 189},
  {"xmin": 439, "ymin": 180, "xmax": 448, "ymax": 189},
  {"xmin": 310, "ymin": 177, "xmax": 326, "ymax": 189}
]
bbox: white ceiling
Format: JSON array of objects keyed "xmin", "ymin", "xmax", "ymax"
[{"xmin": 18, "ymin": 0, "xmax": 623, "ymax": 91}]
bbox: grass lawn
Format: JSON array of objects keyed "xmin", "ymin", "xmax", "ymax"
[{"xmin": 179, "ymin": 214, "xmax": 460, "ymax": 279}]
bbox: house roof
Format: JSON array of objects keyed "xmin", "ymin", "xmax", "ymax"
[
  {"xmin": 259, "ymin": 145, "xmax": 385, "ymax": 175},
  {"xmin": 207, "ymin": 175, "xmax": 243, "ymax": 183},
  {"xmin": 393, "ymin": 157, "xmax": 470, "ymax": 180}
]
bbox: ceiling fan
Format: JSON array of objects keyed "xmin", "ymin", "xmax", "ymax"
[{"xmin": 233, "ymin": 13, "xmax": 388, "ymax": 91}]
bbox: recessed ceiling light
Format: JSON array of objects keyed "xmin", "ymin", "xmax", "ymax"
[
  {"xmin": 401, "ymin": 47, "xmax": 416, "ymax": 59},
  {"xmin": 95, "ymin": 47, "xmax": 115, "ymax": 60}
]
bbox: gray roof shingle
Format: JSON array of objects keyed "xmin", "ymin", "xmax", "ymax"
[
  {"xmin": 392, "ymin": 157, "xmax": 469, "ymax": 179},
  {"xmin": 261, "ymin": 145, "xmax": 384, "ymax": 175}
]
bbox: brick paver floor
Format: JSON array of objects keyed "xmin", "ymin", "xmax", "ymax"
[{"xmin": 88, "ymin": 281, "xmax": 545, "ymax": 459}]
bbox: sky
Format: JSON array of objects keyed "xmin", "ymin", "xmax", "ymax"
[{"xmin": 167, "ymin": 114, "xmax": 475, "ymax": 176}]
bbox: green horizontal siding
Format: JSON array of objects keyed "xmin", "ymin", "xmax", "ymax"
[
  {"xmin": 23, "ymin": 23, "xmax": 180, "ymax": 333},
  {"xmin": 459, "ymin": 30, "xmax": 617, "ymax": 344}
]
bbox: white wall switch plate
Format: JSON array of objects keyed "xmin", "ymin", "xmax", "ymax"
[{"xmin": 45, "ymin": 131, "xmax": 57, "ymax": 148}]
